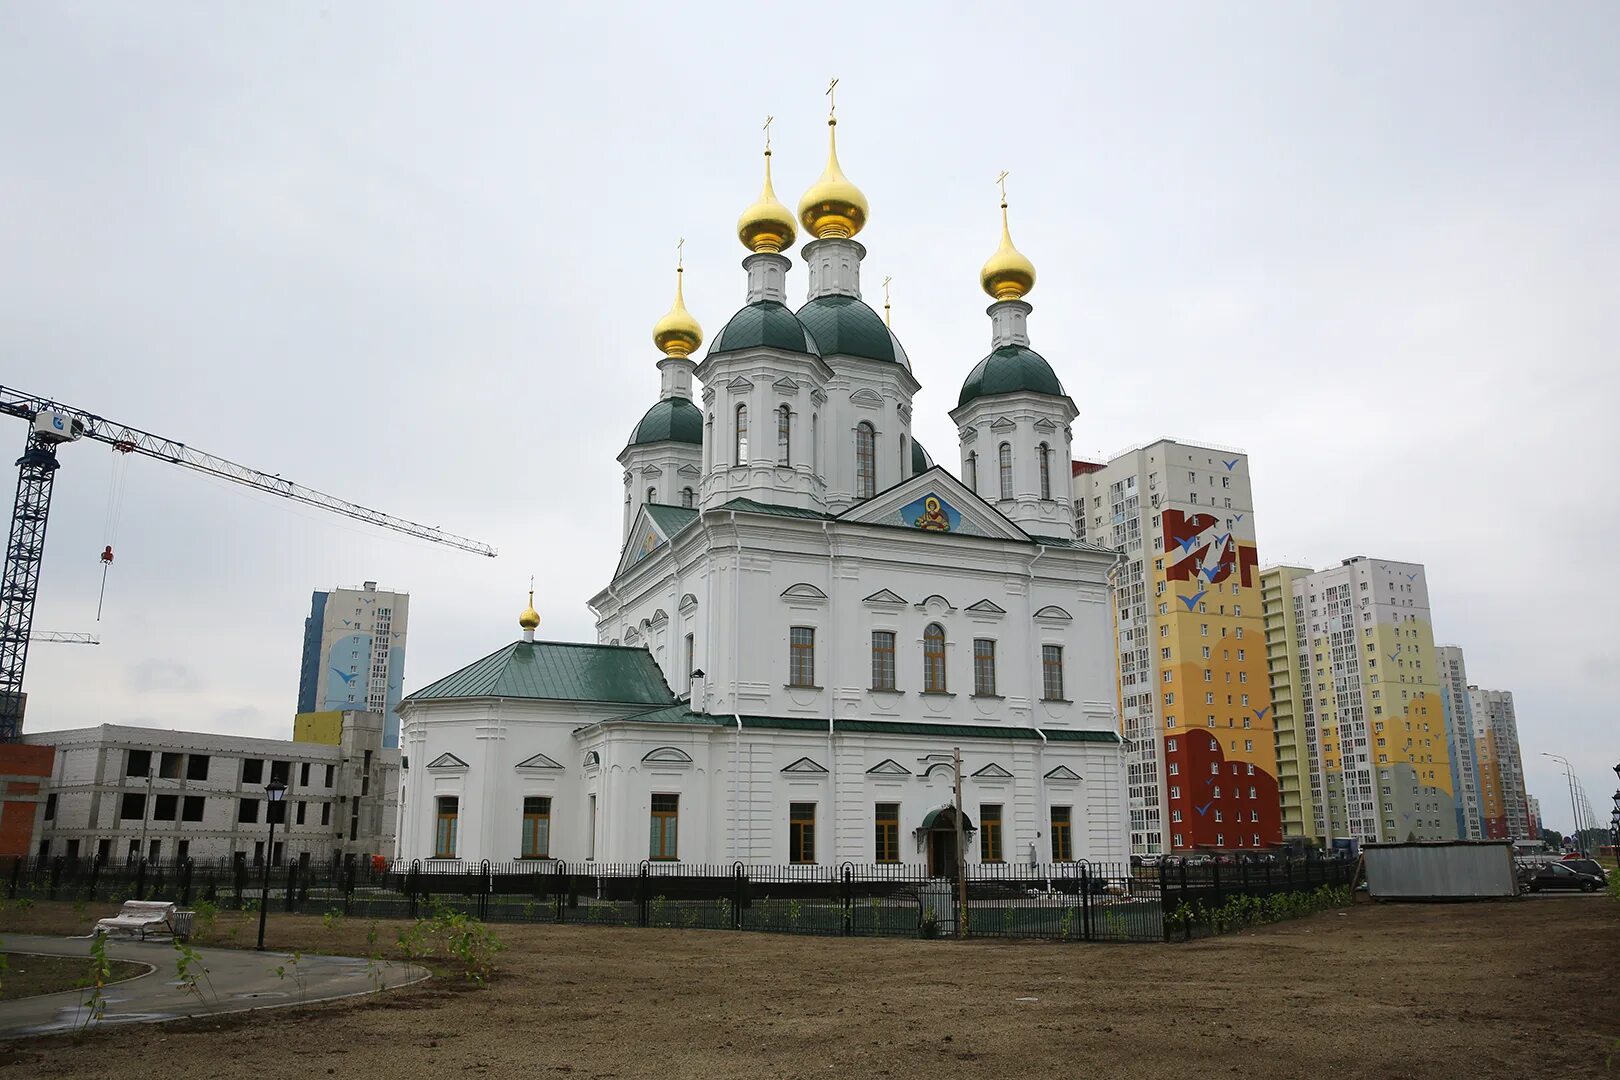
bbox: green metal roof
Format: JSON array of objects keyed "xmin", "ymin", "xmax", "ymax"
[
  {"xmin": 407, "ymin": 641, "xmax": 676, "ymax": 705},
  {"xmin": 796, "ymin": 295, "xmax": 908, "ymax": 367},
  {"xmin": 957, "ymin": 344, "xmax": 1066, "ymax": 407},
  {"xmin": 627, "ymin": 397, "xmax": 703, "ymax": 448},
  {"xmin": 645, "ymin": 503, "xmax": 699, "ymax": 539},
  {"xmin": 580, "ymin": 705, "xmax": 1120, "ymax": 745},
  {"xmin": 709, "ymin": 301, "xmax": 820, "ymax": 357},
  {"xmin": 718, "ymin": 497, "xmax": 834, "ymax": 519},
  {"xmin": 911, "ymin": 439, "xmax": 933, "ymax": 474}
]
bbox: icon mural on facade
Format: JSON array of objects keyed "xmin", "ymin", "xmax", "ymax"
[{"xmin": 904, "ymin": 493, "xmax": 959, "ymax": 532}]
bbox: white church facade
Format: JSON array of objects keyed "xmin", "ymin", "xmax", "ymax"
[{"xmin": 396, "ymin": 107, "xmax": 1129, "ymax": 871}]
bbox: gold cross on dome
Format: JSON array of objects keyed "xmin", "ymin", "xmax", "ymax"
[
  {"xmin": 883, "ymin": 276, "xmax": 893, "ymax": 326},
  {"xmin": 826, "ymin": 77, "xmax": 839, "ymax": 118},
  {"xmin": 996, "ymin": 170, "xmax": 1009, "ymax": 203},
  {"xmin": 763, "ymin": 114, "xmax": 774, "ymax": 150},
  {"xmin": 677, "ymin": 237, "xmax": 685, "ymax": 270}
]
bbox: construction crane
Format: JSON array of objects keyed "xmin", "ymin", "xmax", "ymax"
[
  {"xmin": 0, "ymin": 384, "xmax": 498, "ymax": 741},
  {"xmin": 31, "ymin": 632, "xmax": 100, "ymax": 645}
]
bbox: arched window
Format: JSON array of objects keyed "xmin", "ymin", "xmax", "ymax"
[
  {"xmin": 777, "ymin": 405, "xmax": 791, "ymax": 465},
  {"xmin": 856, "ymin": 422, "xmax": 876, "ymax": 499},
  {"xmin": 680, "ymin": 487, "xmax": 694, "ymax": 508},
  {"xmin": 646, "ymin": 486, "xmax": 656, "ymax": 505},
  {"xmin": 735, "ymin": 403, "xmax": 749, "ymax": 464},
  {"xmin": 998, "ymin": 443, "xmax": 1013, "ymax": 500},
  {"xmin": 1038, "ymin": 442, "xmax": 1052, "ymax": 500},
  {"xmin": 923, "ymin": 623, "xmax": 947, "ymax": 692},
  {"xmin": 966, "ymin": 451, "xmax": 978, "ymax": 492}
]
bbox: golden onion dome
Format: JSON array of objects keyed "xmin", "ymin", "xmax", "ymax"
[
  {"xmin": 798, "ymin": 118, "xmax": 868, "ymax": 240},
  {"xmin": 518, "ymin": 587, "xmax": 540, "ymax": 632},
  {"xmin": 980, "ymin": 199, "xmax": 1036, "ymax": 301},
  {"xmin": 738, "ymin": 148, "xmax": 797, "ymax": 254},
  {"xmin": 651, "ymin": 265, "xmax": 703, "ymax": 358}
]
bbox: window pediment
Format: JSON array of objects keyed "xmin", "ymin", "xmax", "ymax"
[
  {"xmin": 972, "ymin": 762, "xmax": 1013, "ymax": 779},
  {"xmin": 850, "ymin": 388, "xmax": 884, "ymax": 408},
  {"xmin": 427, "ymin": 753, "xmax": 468, "ymax": 770},
  {"xmin": 1044, "ymin": 764, "xmax": 1082, "ymax": 782},
  {"xmin": 781, "ymin": 583, "xmax": 829, "ymax": 602},
  {"xmin": 642, "ymin": 746, "xmax": 693, "ymax": 765},
  {"xmin": 515, "ymin": 752, "xmax": 564, "ymax": 770},
  {"xmin": 1034, "ymin": 605, "xmax": 1073, "ymax": 621},
  {"xmin": 863, "ymin": 588, "xmax": 907, "ymax": 606},
  {"xmin": 782, "ymin": 756, "xmax": 828, "ymax": 774},
  {"xmin": 866, "ymin": 758, "xmax": 912, "ymax": 776}
]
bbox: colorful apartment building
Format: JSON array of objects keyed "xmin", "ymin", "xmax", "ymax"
[
  {"xmin": 1435, "ymin": 646, "xmax": 1484, "ymax": 839},
  {"xmin": 296, "ymin": 581, "xmax": 409, "ymax": 748},
  {"xmin": 1261, "ymin": 565, "xmax": 1316, "ymax": 842},
  {"xmin": 1469, "ymin": 687, "xmax": 1531, "ymax": 840},
  {"xmin": 1261, "ymin": 557, "xmax": 1457, "ymax": 845},
  {"xmin": 1074, "ymin": 441, "xmax": 1281, "ymax": 854}
]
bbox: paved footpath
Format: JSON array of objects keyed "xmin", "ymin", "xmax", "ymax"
[{"xmin": 0, "ymin": 933, "xmax": 428, "ymax": 1038}]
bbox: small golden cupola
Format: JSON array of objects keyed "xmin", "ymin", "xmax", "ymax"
[
  {"xmin": 519, "ymin": 583, "xmax": 540, "ymax": 640},
  {"xmin": 798, "ymin": 79, "xmax": 868, "ymax": 240},
  {"xmin": 738, "ymin": 119, "xmax": 797, "ymax": 254},
  {"xmin": 980, "ymin": 172, "xmax": 1037, "ymax": 301},
  {"xmin": 651, "ymin": 246, "xmax": 703, "ymax": 358}
]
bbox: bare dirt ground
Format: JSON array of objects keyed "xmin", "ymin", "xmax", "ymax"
[
  {"xmin": 0, "ymin": 954, "xmax": 144, "ymax": 1001},
  {"xmin": 1, "ymin": 895, "xmax": 1615, "ymax": 1080}
]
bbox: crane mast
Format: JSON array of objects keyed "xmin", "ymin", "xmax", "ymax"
[{"xmin": 0, "ymin": 384, "xmax": 497, "ymax": 741}]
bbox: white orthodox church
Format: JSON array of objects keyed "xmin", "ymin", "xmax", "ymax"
[{"xmin": 396, "ymin": 107, "xmax": 1128, "ymax": 872}]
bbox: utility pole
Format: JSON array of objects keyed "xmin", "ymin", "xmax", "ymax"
[{"xmin": 953, "ymin": 746, "xmax": 967, "ymax": 939}]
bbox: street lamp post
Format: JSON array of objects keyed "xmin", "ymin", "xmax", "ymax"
[
  {"xmin": 1541, "ymin": 753, "xmax": 1582, "ymax": 852},
  {"xmin": 255, "ymin": 778, "xmax": 287, "ymax": 951}
]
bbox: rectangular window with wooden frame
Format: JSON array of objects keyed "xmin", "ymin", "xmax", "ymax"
[
  {"xmin": 435, "ymin": 796, "xmax": 459, "ymax": 859},
  {"xmin": 980, "ymin": 803, "xmax": 1003, "ymax": 862},
  {"xmin": 789, "ymin": 802, "xmax": 816, "ymax": 863},
  {"xmin": 521, "ymin": 796, "xmax": 551, "ymax": 859},
  {"xmin": 789, "ymin": 626, "xmax": 816, "ymax": 687},
  {"xmin": 871, "ymin": 630, "xmax": 896, "ymax": 690},
  {"xmin": 1050, "ymin": 806, "xmax": 1073, "ymax": 862},
  {"xmin": 649, "ymin": 793, "xmax": 679, "ymax": 860},
  {"xmin": 1042, "ymin": 644, "xmax": 1065, "ymax": 700},
  {"xmin": 874, "ymin": 802, "xmax": 900, "ymax": 863},
  {"xmin": 973, "ymin": 638, "xmax": 997, "ymax": 696}
]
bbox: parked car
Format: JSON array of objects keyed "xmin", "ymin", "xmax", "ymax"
[
  {"xmin": 1520, "ymin": 861, "xmax": 1604, "ymax": 893},
  {"xmin": 1558, "ymin": 858, "xmax": 1609, "ymax": 885}
]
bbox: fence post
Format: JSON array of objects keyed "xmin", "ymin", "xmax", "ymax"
[
  {"xmin": 554, "ymin": 862, "xmax": 565, "ymax": 923},
  {"xmin": 134, "ymin": 857, "xmax": 148, "ymax": 901},
  {"xmin": 48, "ymin": 856, "xmax": 62, "ymax": 901},
  {"xmin": 732, "ymin": 862, "xmax": 745, "ymax": 930},
  {"xmin": 88, "ymin": 856, "xmax": 101, "ymax": 901},
  {"xmin": 343, "ymin": 858, "xmax": 356, "ymax": 916},
  {"xmin": 180, "ymin": 859, "xmax": 193, "ymax": 905},
  {"xmin": 234, "ymin": 859, "xmax": 246, "ymax": 907},
  {"xmin": 1179, "ymin": 860, "xmax": 1190, "ymax": 941},
  {"xmin": 1159, "ymin": 858, "xmax": 1171, "ymax": 942},
  {"xmin": 480, "ymin": 860, "xmax": 492, "ymax": 920},
  {"xmin": 1080, "ymin": 864, "xmax": 1093, "ymax": 941},
  {"xmin": 7, "ymin": 857, "xmax": 18, "ymax": 900},
  {"xmin": 284, "ymin": 860, "xmax": 297, "ymax": 913},
  {"xmin": 1211, "ymin": 860, "xmax": 1221, "ymax": 917},
  {"xmin": 841, "ymin": 864, "xmax": 853, "ymax": 937},
  {"xmin": 406, "ymin": 861, "xmax": 420, "ymax": 920},
  {"xmin": 1239, "ymin": 859, "xmax": 1249, "ymax": 897},
  {"xmin": 1286, "ymin": 859, "xmax": 1294, "ymax": 892},
  {"xmin": 637, "ymin": 862, "xmax": 650, "ymax": 927}
]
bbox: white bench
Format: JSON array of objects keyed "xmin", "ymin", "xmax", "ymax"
[{"xmin": 94, "ymin": 899, "xmax": 192, "ymax": 941}]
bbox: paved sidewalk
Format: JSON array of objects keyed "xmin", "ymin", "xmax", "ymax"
[{"xmin": 0, "ymin": 933, "xmax": 427, "ymax": 1038}]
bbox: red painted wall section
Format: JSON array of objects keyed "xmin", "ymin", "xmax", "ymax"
[
  {"xmin": 0, "ymin": 744, "xmax": 56, "ymax": 859},
  {"xmin": 1165, "ymin": 729, "xmax": 1283, "ymax": 850}
]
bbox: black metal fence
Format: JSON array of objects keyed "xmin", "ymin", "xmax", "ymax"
[{"xmin": 0, "ymin": 854, "xmax": 1355, "ymax": 944}]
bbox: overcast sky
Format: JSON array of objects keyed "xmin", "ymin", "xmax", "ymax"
[{"xmin": 3, "ymin": 3, "xmax": 1615, "ymax": 835}]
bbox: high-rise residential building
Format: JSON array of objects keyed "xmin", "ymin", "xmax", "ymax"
[
  {"xmin": 1073, "ymin": 441, "xmax": 1280, "ymax": 854},
  {"xmin": 1434, "ymin": 646, "xmax": 1484, "ymax": 839},
  {"xmin": 1469, "ymin": 687, "xmax": 1531, "ymax": 841},
  {"xmin": 1526, "ymin": 795, "xmax": 1542, "ymax": 842},
  {"xmin": 1261, "ymin": 565, "xmax": 1316, "ymax": 842},
  {"xmin": 1261, "ymin": 557, "xmax": 1457, "ymax": 845},
  {"xmin": 296, "ymin": 581, "xmax": 409, "ymax": 748}
]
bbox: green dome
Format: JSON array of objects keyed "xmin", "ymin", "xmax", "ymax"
[
  {"xmin": 911, "ymin": 439, "xmax": 933, "ymax": 474},
  {"xmin": 796, "ymin": 295, "xmax": 909, "ymax": 368},
  {"xmin": 708, "ymin": 301, "xmax": 820, "ymax": 357},
  {"xmin": 628, "ymin": 397, "xmax": 703, "ymax": 448},
  {"xmin": 957, "ymin": 345, "xmax": 1065, "ymax": 408}
]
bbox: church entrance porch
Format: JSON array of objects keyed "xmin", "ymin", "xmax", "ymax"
[{"xmin": 918, "ymin": 805, "xmax": 973, "ymax": 880}]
